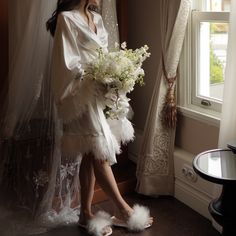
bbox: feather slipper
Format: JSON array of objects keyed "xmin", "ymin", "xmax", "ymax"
[
  {"xmin": 78, "ymin": 211, "xmax": 112, "ymax": 236},
  {"xmin": 111, "ymin": 204, "xmax": 152, "ymax": 232}
]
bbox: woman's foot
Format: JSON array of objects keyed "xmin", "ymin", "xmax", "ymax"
[
  {"xmin": 78, "ymin": 210, "xmax": 112, "ymax": 236},
  {"xmin": 112, "ymin": 204, "xmax": 153, "ymax": 232},
  {"xmin": 78, "ymin": 209, "xmax": 94, "ymax": 225}
]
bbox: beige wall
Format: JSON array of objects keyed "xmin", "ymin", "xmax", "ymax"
[
  {"xmin": 128, "ymin": 0, "xmax": 162, "ymax": 130},
  {"xmin": 175, "ymin": 114, "xmax": 219, "ymax": 154},
  {"xmin": 127, "ymin": 0, "xmax": 180, "ymax": 130},
  {"xmin": 127, "ymin": 0, "xmax": 220, "ymax": 154}
]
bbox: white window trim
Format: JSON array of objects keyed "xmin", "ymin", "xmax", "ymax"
[
  {"xmin": 178, "ymin": 3, "xmax": 229, "ymax": 127},
  {"xmin": 192, "ymin": 11, "xmax": 229, "ymax": 112}
]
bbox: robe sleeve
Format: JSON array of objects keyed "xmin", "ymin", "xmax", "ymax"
[
  {"xmin": 51, "ymin": 13, "xmax": 83, "ymax": 103},
  {"xmin": 51, "ymin": 13, "xmax": 96, "ymax": 123}
]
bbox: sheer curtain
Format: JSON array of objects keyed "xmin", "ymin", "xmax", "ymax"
[
  {"xmin": 213, "ymin": 1, "xmax": 236, "ymax": 232},
  {"xmin": 0, "ymin": 0, "xmax": 119, "ymax": 235},
  {"xmin": 218, "ymin": 0, "xmax": 236, "ymax": 148},
  {"xmin": 136, "ymin": 0, "xmax": 191, "ymax": 196},
  {"xmin": 101, "ymin": 0, "xmax": 119, "ymax": 50}
]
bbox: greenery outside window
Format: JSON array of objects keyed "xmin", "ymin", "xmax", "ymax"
[{"xmin": 179, "ymin": 0, "xmax": 231, "ymax": 124}]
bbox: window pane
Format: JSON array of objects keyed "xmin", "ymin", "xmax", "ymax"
[
  {"xmin": 203, "ymin": 0, "xmax": 231, "ymax": 12},
  {"xmin": 198, "ymin": 21, "xmax": 228, "ymax": 100}
]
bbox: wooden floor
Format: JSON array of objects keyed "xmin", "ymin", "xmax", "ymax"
[{"xmin": 37, "ymin": 193, "xmax": 221, "ymax": 236}]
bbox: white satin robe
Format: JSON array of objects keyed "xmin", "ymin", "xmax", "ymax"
[{"xmin": 51, "ymin": 10, "xmax": 134, "ymax": 165}]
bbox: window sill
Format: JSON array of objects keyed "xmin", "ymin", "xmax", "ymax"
[{"xmin": 177, "ymin": 105, "xmax": 221, "ymax": 127}]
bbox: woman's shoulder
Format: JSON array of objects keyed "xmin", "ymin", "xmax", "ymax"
[
  {"xmin": 58, "ymin": 11, "xmax": 74, "ymax": 23},
  {"xmin": 59, "ymin": 10, "xmax": 102, "ymax": 22},
  {"xmin": 57, "ymin": 11, "xmax": 81, "ymax": 31}
]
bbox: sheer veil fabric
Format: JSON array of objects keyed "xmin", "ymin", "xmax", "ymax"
[{"xmin": 0, "ymin": 0, "xmax": 119, "ymax": 235}]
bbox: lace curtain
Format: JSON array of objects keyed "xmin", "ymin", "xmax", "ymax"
[
  {"xmin": 0, "ymin": 1, "xmax": 119, "ymax": 235},
  {"xmin": 136, "ymin": 0, "xmax": 191, "ymax": 196}
]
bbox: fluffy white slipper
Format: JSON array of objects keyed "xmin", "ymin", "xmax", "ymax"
[
  {"xmin": 112, "ymin": 204, "xmax": 151, "ymax": 232},
  {"xmin": 83, "ymin": 211, "xmax": 112, "ymax": 236}
]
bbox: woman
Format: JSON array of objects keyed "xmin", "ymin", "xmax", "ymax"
[{"xmin": 47, "ymin": 0, "xmax": 153, "ymax": 235}]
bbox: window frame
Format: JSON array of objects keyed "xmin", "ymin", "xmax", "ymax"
[
  {"xmin": 178, "ymin": 1, "xmax": 230, "ymax": 126},
  {"xmin": 192, "ymin": 11, "xmax": 229, "ymax": 112}
]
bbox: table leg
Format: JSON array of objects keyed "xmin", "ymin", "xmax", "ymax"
[{"xmin": 209, "ymin": 183, "xmax": 236, "ymax": 235}]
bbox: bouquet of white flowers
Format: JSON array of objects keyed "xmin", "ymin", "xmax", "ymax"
[{"xmin": 84, "ymin": 42, "xmax": 150, "ymax": 119}]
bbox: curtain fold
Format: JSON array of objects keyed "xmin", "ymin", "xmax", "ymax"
[
  {"xmin": 136, "ymin": 0, "xmax": 191, "ymax": 196},
  {"xmin": 213, "ymin": 1, "xmax": 236, "ymax": 232},
  {"xmin": 4, "ymin": 0, "xmax": 55, "ymax": 137},
  {"xmin": 218, "ymin": 0, "xmax": 236, "ymax": 149}
]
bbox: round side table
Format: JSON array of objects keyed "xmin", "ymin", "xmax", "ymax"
[{"xmin": 193, "ymin": 149, "xmax": 236, "ymax": 236}]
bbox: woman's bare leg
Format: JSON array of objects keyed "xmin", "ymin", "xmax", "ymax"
[
  {"xmin": 78, "ymin": 155, "xmax": 113, "ymax": 236},
  {"xmin": 78, "ymin": 155, "xmax": 152, "ymax": 229},
  {"xmin": 93, "ymin": 159, "xmax": 153, "ymax": 225},
  {"xmin": 92, "ymin": 159, "xmax": 135, "ymax": 218},
  {"xmin": 79, "ymin": 155, "xmax": 129, "ymax": 218},
  {"xmin": 78, "ymin": 154, "xmax": 95, "ymax": 224}
]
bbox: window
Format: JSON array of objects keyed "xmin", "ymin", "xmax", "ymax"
[{"xmin": 179, "ymin": 0, "xmax": 231, "ymax": 123}]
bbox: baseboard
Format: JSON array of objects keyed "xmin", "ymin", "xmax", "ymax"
[
  {"xmin": 174, "ymin": 147, "xmax": 215, "ymax": 220},
  {"xmin": 175, "ymin": 179, "xmax": 212, "ymax": 219}
]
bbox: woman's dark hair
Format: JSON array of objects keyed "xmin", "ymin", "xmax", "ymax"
[{"xmin": 46, "ymin": 0, "xmax": 99, "ymax": 36}]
